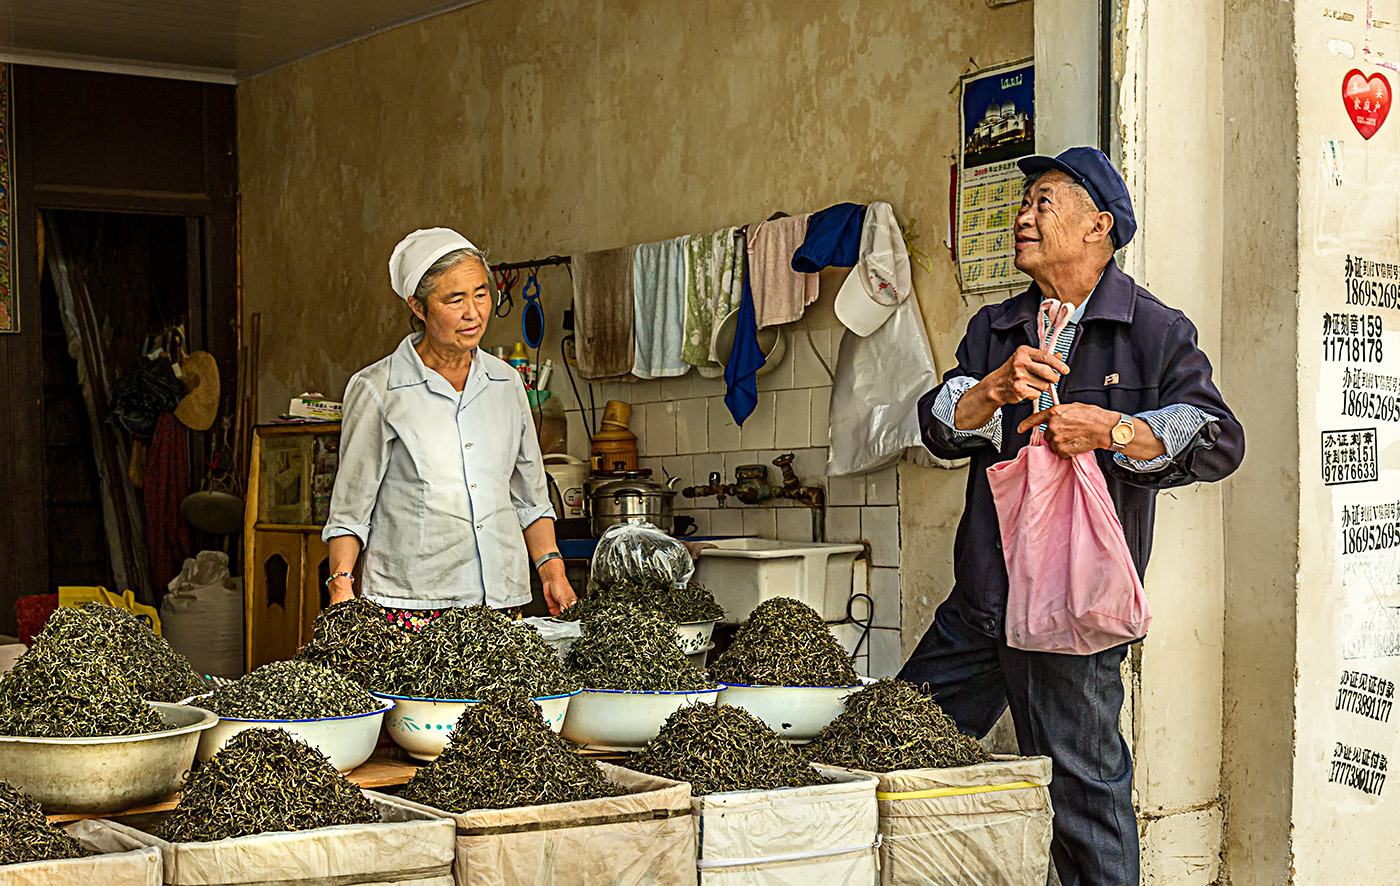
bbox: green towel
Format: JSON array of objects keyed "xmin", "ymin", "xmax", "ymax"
[{"xmin": 682, "ymin": 227, "xmax": 746, "ymax": 371}]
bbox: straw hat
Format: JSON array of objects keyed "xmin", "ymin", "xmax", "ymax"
[{"xmin": 174, "ymin": 351, "xmax": 220, "ymax": 431}]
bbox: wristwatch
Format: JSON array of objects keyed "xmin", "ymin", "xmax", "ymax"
[
  {"xmin": 1110, "ymin": 414, "xmax": 1136, "ymax": 452},
  {"xmin": 533, "ymin": 551, "xmax": 564, "ymax": 572}
]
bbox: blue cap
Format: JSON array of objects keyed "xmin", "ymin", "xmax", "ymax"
[{"xmin": 1018, "ymin": 147, "xmax": 1136, "ymax": 249}]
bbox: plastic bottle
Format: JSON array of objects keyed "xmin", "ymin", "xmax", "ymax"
[{"xmin": 508, "ymin": 342, "xmax": 531, "ymax": 386}]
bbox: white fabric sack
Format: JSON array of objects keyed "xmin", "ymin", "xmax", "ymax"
[
  {"xmin": 841, "ymin": 755, "xmax": 1054, "ymax": 886},
  {"xmin": 380, "ymin": 764, "xmax": 694, "ymax": 886},
  {"xmin": 695, "ymin": 768, "xmax": 879, "ymax": 886},
  {"xmin": 162, "ymin": 551, "xmax": 243, "ymax": 679},
  {"xmin": 95, "ymin": 793, "xmax": 454, "ymax": 886},
  {"xmin": 0, "ymin": 819, "xmax": 161, "ymax": 886},
  {"xmin": 827, "ymin": 296, "xmax": 942, "ymax": 477}
]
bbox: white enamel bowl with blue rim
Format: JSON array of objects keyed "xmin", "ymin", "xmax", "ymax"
[
  {"xmin": 181, "ymin": 693, "xmax": 394, "ymax": 772},
  {"xmin": 560, "ymin": 687, "xmax": 723, "ymax": 751},
  {"xmin": 373, "ymin": 690, "xmax": 579, "ymax": 761},
  {"xmin": 717, "ymin": 683, "xmax": 863, "ymax": 743}
]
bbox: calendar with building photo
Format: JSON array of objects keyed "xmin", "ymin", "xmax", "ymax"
[{"xmin": 957, "ymin": 58, "xmax": 1035, "ymax": 294}]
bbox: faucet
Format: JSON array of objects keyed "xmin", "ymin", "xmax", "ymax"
[
  {"xmin": 683, "ymin": 472, "xmax": 729, "ymax": 507},
  {"xmin": 680, "ymin": 453, "xmax": 828, "ymax": 539}
]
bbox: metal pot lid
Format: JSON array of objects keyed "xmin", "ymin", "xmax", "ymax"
[{"xmin": 591, "ymin": 481, "xmax": 677, "ymax": 499}]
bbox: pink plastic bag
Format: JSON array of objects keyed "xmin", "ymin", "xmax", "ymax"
[{"xmin": 986, "ymin": 300, "xmax": 1151, "ymax": 655}]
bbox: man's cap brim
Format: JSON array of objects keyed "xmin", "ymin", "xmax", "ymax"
[{"xmin": 1017, "ymin": 155, "xmax": 1089, "ymax": 188}]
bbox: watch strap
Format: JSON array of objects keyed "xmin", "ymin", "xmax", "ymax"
[
  {"xmin": 534, "ymin": 551, "xmax": 564, "ymax": 571},
  {"xmin": 1110, "ymin": 414, "xmax": 1135, "ymax": 452}
]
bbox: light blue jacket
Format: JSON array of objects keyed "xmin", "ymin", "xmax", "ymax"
[{"xmin": 323, "ymin": 334, "xmax": 555, "ymax": 609}]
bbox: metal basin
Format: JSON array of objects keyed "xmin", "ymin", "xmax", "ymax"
[{"xmin": 0, "ymin": 701, "xmax": 217, "ymax": 813}]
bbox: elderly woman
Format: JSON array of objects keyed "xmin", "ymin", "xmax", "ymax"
[{"xmin": 322, "ymin": 227, "xmax": 576, "ymax": 630}]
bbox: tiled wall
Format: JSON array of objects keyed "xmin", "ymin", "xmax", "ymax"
[{"xmin": 549, "ymin": 325, "xmax": 905, "ymax": 678}]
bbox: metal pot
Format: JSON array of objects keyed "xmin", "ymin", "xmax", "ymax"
[{"xmin": 589, "ymin": 474, "xmax": 680, "ymax": 537}]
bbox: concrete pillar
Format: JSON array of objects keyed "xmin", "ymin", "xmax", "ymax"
[{"xmin": 1034, "ymin": 0, "xmax": 1100, "ymax": 152}]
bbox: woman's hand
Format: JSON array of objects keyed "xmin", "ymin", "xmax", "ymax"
[
  {"xmin": 538, "ymin": 559, "xmax": 577, "ymax": 616},
  {"xmin": 327, "ymin": 575, "xmax": 356, "ymax": 605}
]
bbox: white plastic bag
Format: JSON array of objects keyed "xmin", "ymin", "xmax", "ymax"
[
  {"xmin": 590, "ymin": 522, "xmax": 694, "ymax": 590},
  {"xmin": 162, "ymin": 550, "xmax": 244, "ymax": 678},
  {"xmin": 828, "ymin": 296, "xmax": 942, "ymax": 476}
]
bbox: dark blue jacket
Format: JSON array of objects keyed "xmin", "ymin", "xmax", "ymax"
[{"xmin": 919, "ymin": 260, "xmax": 1245, "ymax": 639}]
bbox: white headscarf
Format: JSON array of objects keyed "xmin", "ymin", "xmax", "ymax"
[{"xmin": 388, "ymin": 227, "xmax": 478, "ymax": 301}]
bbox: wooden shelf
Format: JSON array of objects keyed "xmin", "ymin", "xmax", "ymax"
[
  {"xmin": 253, "ymin": 523, "xmax": 327, "ymax": 532},
  {"xmin": 46, "ymin": 753, "xmax": 422, "ymax": 823}
]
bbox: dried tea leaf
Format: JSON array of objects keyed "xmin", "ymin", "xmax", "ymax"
[
  {"xmin": 296, "ymin": 598, "xmax": 412, "ymax": 692},
  {"xmin": 383, "ymin": 606, "xmax": 577, "ymax": 700},
  {"xmin": 564, "ymin": 604, "xmax": 716, "ymax": 692},
  {"xmin": 0, "ymin": 780, "xmax": 89, "ymax": 865},
  {"xmin": 559, "ymin": 578, "xmax": 723, "ymax": 624},
  {"xmin": 0, "ymin": 654, "xmax": 164, "ymax": 737},
  {"xmin": 802, "ymin": 679, "xmax": 990, "ymax": 772},
  {"xmin": 158, "ymin": 728, "xmax": 378, "ymax": 843},
  {"xmin": 709, "ymin": 597, "xmax": 858, "ymax": 688},
  {"xmin": 202, "ymin": 660, "xmax": 379, "ymax": 720},
  {"xmin": 402, "ymin": 693, "xmax": 624, "ymax": 812},
  {"xmin": 629, "ymin": 703, "xmax": 826, "ymax": 796},
  {"xmin": 27, "ymin": 604, "xmax": 206, "ymax": 702}
]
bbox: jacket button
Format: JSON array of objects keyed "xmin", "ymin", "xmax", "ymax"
[
  {"xmin": 465, "ymin": 442, "xmax": 474, "ymax": 449},
  {"xmin": 475, "ymin": 524, "xmax": 483, "ymax": 531},
  {"xmin": 995, "ymin": 539, "xmax": 1002, "ymax": 550},
  {"xmin": 985, "ymin": 619, "xmax": 996, "ymax": 632}
]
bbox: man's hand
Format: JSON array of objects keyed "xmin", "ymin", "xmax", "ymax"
[
  {"xmin": 1017, "ymin": 402, "xmax": 1117, "ymax": 458},
  {"xmin": 956, "ymin": 346, "xmax": 1071, "ymax": 430},
  {"xmin": 539, "ymin": 559, "xmax": 577, "ymax": 616}
]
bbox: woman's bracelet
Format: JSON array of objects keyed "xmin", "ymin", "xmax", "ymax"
[{"xmin": 325, "ymin": 571, "xmax": 355, "ymax": 588}]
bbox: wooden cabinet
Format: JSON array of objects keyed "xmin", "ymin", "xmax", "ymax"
[{"xmin": 243, "ymin": 424, "xmax": 349, "ymax": 672}]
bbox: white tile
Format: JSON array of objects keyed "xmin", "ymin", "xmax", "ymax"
[
  {"xmin": 828, "ymin": 622, "xmax": 864, "ymax": 656},
  {"xmin": 629, "ymin": 402, "xmax": 647, "ymax": 446},
  {"xmin": 686, "ymin": 509, "xmax": 711, "ymax": 536},
  {"xmin": 767, "ymin": 331, "xmax": 797, "ymax": 390},
  {"xmin": 639, "ymin": 456, "xmax": 662, "ymax": 478},
  {"xmin": 742, "ymin": 507, "xmax": 777, "ymax": 539},
  {"xmin": 675, "ymin": 398, "xmax": 708, "ymax": 455},
  {"xmin": 811, "ymin": 385, "xmax": 831, "ymax": 446},
  {"xmin": 828, "ymin": 473, "xmax": 866, "ymax": 507},
  {"xmin": 862, "ymin": 506, "xmax": 900, "ymax": 567},
  {"xmin": 826, "ymin": 506, "xmax": 861, "ymax": 544},
  {"xmin": 869, "ymin": 566, "xmax": 901, "ymax": 629},
  {"xmin": 708, "ymin": 396, "xmax": 742, "ymax": 451},
  {"xmin": 739, "ymin": 391, "xmax": 777, "ymax": 451},
  {"xmin": 691, "ymin": 372, "xmax": 726, "ymax": 397},
  {"xmin": 661, "ymin": 373, "xmax": 694, "ymax": 400},
  {"xmin": 845, "ymin": 593, "xmax": 872, "ymax": 624},
  {"xmin": 643, "ymin": 401, "xmax": 677, "ymax": 457},
  {"xmin": 708, "ymin": 507, "xmax": 743, "ymax": 536},
  {"xmin": 773, "ymin": 389, "xmax": 812, "ymax": 450},
  {"xmin": 775, "ymin": 507, "xmax": 814, "ymax": 543},
  {"xmin": 565, "ymin": 410, "xmax": 589, "ymax": 461},
  {"xmin": 724, "ymin": 451, "xmax": 760, "ymax": 478},
  {"xmin": 788, "ymin": 447, "xmax": 828, "ymax": 489},
  {"xmin": 634, "ymin": 378, "xmax": 663, "ymax": 404},
  {"xmin": 661, "ymin": 455, "xmax": 693, "ymax": 486},
  {"xmin": 791, "ymin": 326, "xmax": 833, "ymax": 388},
  {"xmin": 821, "ymin": 327, "xmax": 841, "ymax": 367},
  {"xmin": 868, "ymin": 628, "xmax": 904, "ymax": 679},
  {"xmin": 866, "ymin": 463, "xmax": 898, "ymax": 506},
  {"xmin": 853, "ymin": 654, "xmax": 871, "ymax": 678},
  {"xmin": 692, "ymin": 453, "xmax": 725, "ymax": 487}
]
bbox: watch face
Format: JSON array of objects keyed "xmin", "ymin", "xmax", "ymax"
[{"xmin": 1112, "ymin": 423, "xmax": 1134, "ymax": 445}]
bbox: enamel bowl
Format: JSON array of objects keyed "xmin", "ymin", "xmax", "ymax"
[{"xmin": 373, "ymin": 690, "xmax": 578, "ymax": 761}]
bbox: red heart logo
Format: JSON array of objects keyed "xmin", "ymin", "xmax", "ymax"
[{"xmin": 1343, "ymin": 69, "xmax": 1392, "ymax": 140}]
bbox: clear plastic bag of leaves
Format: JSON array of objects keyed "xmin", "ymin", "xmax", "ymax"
[{"xmin": 589, "ymin": 522, "xmax": 693, "ymax": 591}]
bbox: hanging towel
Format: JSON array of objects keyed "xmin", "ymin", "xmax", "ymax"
[
  {"xmin": 792, "ymin": 202, "xmax": 866, "ymax": 272},
  {"xmin": 682, "ymin": 226, "xmax": 745, "ymax": 372},
  {"xmin": 748, "ymin": 213, "xmax": 818, "ymax": 328},
  {"xmin": 631, "ymin": 236, "xmax": 691, "ymax": 379},
  {"xmin": 724, "ymin": 247, "xmax": 766, "ymax": 425},
  {"xmin": 571, "ymin": 246, "xmax": 635, "ymax": 381}
]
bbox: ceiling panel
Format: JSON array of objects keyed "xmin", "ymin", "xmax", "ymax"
[{"xmin": 0, "ymin": 0, "xmax": 482, "ymax": 82}]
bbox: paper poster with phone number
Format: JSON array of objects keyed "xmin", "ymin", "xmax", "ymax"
[{"xmin": 958, "ymin": 59, "xmax": 1034, "ymax": 294}]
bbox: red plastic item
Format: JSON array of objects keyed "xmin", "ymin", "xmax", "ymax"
[{"xmin": 16, "ymin": 593, "xmax": 59, "ymax": 647}]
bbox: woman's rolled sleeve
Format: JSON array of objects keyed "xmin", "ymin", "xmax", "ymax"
[
  {"xmin": 509, "ymin": 379, "xmax": 557, "ymax": 528},
  {"xmin": 322, "ymin": 376, "xmax": 396, "ymax": 545}
]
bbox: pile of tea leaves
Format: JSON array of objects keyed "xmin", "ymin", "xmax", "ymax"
[
  {"xmin": 564, "ymin": 604, "xmax": 716, "ymax": 692},
  {"xmin": 200, "ymin": 660, "xmax": 379, "ymax": 720},
  {"xmin": 558, "ymin": 578, "xmax": 724, "ymax": 625},
  {"xmin": 629, "ymin": 703, "xmax": 826, "ymax": 796},
  {"xmin": 382, "ymin": 606, "xmax": 577, "ymax": 700},
  {"xmin": 0, "ymin": 650, "xmax": 164, "ymax": 737},
  {"xmin": 0, "ymin": 780, "xmax": 89, "ymax": 865},
  {"xmin": 296, "ymin": 598, "xmax": 412, "ymax": 691},
  {"xmin": 710, "ymin": 597, "xmax": 858, "ymax": 687},
  {"xmin": 27, "ymin": 604, "xmax": 206, "ymax": 702},
  {"xmin": 158, "ymin": 728, "xmax": 378, "ymax": 843},
  {"xmin": 803, "ymin": 679, "xmax": 990, "ymax": 772},
  {"xmin": 402, "ymin": 693, "xmax": 624, "ymax": 811}
]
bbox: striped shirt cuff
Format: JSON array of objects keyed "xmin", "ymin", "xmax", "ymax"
[
  {"xmin": 1113, "ymin": 404, "xmax": 1218, "ymax": 472},
  {"xmin": 930, "ymin": 375, "xmax": 1002, "ymax": 449}
]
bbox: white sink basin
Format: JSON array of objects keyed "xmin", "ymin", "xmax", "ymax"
[{"xmin": 694, "ymin": 538, "xmax": 865, "ymax": 621}]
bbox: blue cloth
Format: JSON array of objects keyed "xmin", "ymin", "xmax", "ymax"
[
  {"xmin": 899, "ymin": 602, "xmax": 1138, "ymax": 886},
  {"xmin": 791, "ymin": 202, "xmax": 866, "ymax": 272},
  {"xmin": 723, "ymin": 268, "xmax": 765, "ymax": 425}
]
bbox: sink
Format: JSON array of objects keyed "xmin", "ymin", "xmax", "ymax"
[{"xmin": 693, "ymin": 539, "xmax": 866, "ymax": 622}]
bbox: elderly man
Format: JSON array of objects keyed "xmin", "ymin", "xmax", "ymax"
[{"xmin": 901, "ymin": 147, "xmax": 1244, "ymax": 886}]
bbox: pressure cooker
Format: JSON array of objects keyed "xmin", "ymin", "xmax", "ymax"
[{"xmin": 587, "ymin": 471, "xmax": 680, "ymax": 536}]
